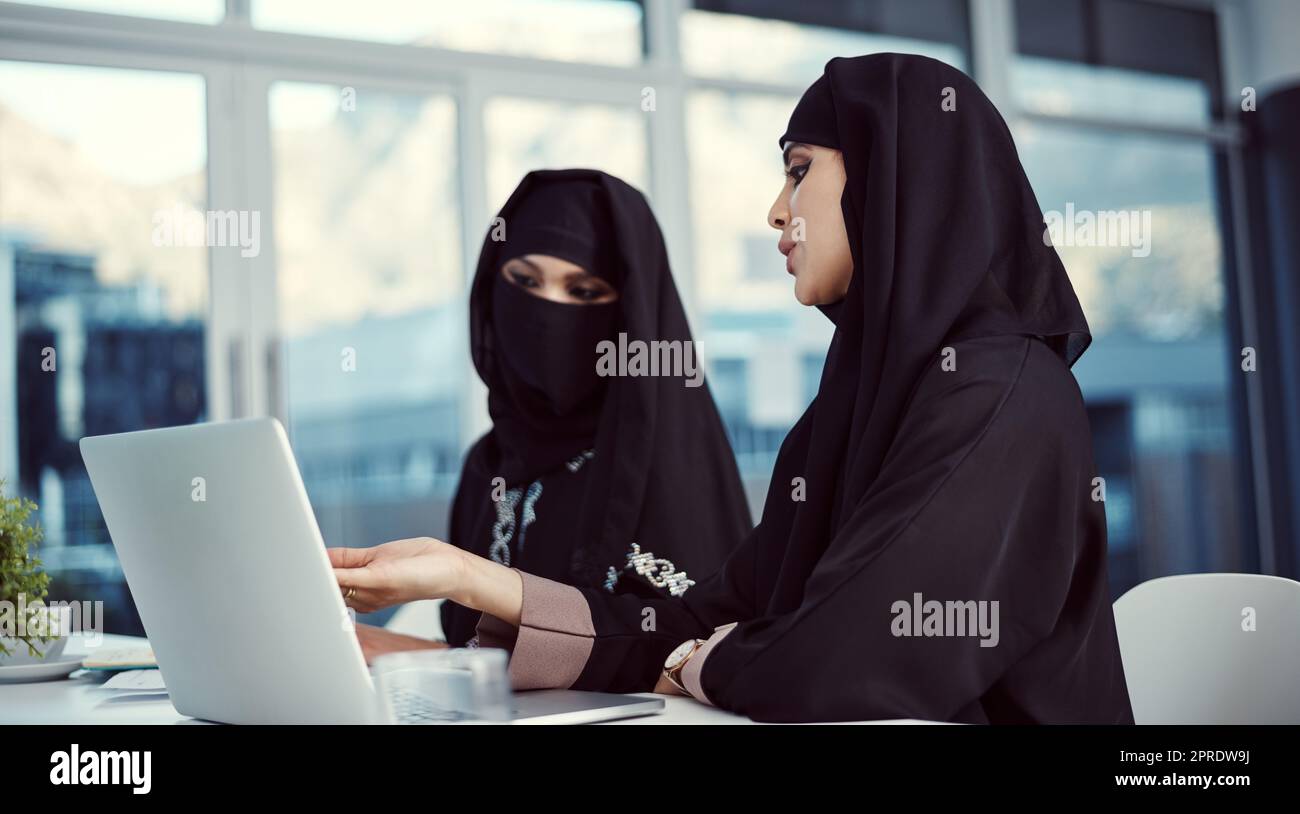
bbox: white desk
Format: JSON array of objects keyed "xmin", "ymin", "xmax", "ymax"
[{"xmin": 1, "ymin": 633, "xmax": 927, "ymax": 725}]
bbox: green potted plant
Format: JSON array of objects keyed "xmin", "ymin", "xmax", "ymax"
[{"xmin": 0, "ymin": 479, "xmax": 67, "ymax": 666}]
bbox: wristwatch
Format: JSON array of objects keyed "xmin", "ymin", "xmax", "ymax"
[{"xmin": 662, "ymin": 637, "xmax": 706, "ymax": 694}]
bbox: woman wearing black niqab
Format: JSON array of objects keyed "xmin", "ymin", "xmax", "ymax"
[
  {"xmin": 333, "ymin": 56, "xmax": 1134, "ymax": 724},
  {"xmin": 437, "ymin": 169, "xmax": 753, "ymax": 646}
]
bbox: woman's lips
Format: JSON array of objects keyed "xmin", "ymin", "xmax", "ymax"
[{"xmin": 780, "ymin": 239, "xmax": 797, "ymax": 275}]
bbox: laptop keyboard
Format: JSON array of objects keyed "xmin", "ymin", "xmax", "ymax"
[{"xmin": 386, "ymin": 687, "xmax": 473, "ymax": 723}]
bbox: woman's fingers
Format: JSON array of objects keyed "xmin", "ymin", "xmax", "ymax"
[
  {"xmin": 335, "ymin": 567, "xmax": 385, "ymax": 602},
  {"xmin": 340, "ymin": 587, "xmax": 382, "ymax": 614},
  {"xmin": 333, "ymin": 564, "xmax": 382, "ymax": 589},
  {"xmin": 335, "ymin": 565, "xmax": 389, "ymax": 613},
  {"xmin": 327, "ymin": 546, "xmax": 373, "ymax": 568},
  {"xmin": 353, "ymin": 623, "xmax": 447, "ymax": 664}
]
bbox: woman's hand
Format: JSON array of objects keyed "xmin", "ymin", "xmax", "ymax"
[
  {"xmin": 329, "ymin": 537, "xmax": 524, "ymax": 625},
  {"xmin": 328, "ymin": 537, "xmax": 467, "ymax": 613},
  {"xmin": 352, "ymin": 622, "xmax": 447, "ymax": 665}
]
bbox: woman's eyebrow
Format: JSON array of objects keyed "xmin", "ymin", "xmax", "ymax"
[
  {"xmin": 509, "ymin": 257, "xmax": 543, "ymax": 274},
  {"xmin": 782, "ymin": 142, "xmax": 808, "ymax": 169}
]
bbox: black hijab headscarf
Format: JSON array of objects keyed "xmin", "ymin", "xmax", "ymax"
[
  {"xmin": 563, "ymin": 55, "xmax": 1130, "ymax": 724},
  {"xmin": 757, "ymin": 53, "xmax": 1093, "ymax": 614},
  {"xmin": 445, "ymin": 170, "xmax": 752, "ymax": 644}
]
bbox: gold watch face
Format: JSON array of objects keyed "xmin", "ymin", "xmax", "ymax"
[{"xmin": 665, "ymin": 639, "xmax": 697, "ymax": 671}]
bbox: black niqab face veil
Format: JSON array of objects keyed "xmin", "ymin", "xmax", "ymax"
[
  {"xmin": 478, "ymin": 175, "xmax": 620, "ymax": 482},
  {"xmin": 491, "ymin": 274, "xmax": 616, "ymax": 416},
  {"xmin": 466, "ymin": 169, "xmax": 751, "ymax": 587},
  {"xmin": 762, "ymin": 53, "xmax": 1093, "ymax": 613}
]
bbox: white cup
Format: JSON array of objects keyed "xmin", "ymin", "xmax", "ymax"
[{"xmin": 0, "ymin": 604, "xmax": 74, "ymax": 666}]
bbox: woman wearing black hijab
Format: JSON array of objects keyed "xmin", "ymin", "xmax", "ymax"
[
  {"xmin": 434, "ymin": 169, "xmax": 750, "ymax": 647},
  {"xmin": 332, "ymin": 56, "xmax": 1134, "ymax": 724}
]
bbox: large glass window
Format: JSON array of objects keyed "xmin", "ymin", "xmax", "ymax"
[
  {"xmin": 252, "ymin": 0, "xmax": 644, "ymax": 66},
  {"xmin": 1018, "ymin": 124, "xmax": 1246, "ymax": 592},
  {"xmin": 0, "ymin": 0, "xmax": 1266, "ymax": 635},
  {"xmin": 683, "ymin": 0, "xmax": 969, "ymax": 86},
  {"xmin": 1014, "ymin": 0, "xmax": 1223, "ymax": 123},
  {"xmin": 0, "ymin": 61, "xmax": 209, "ymax": 635},
  {"xmin": 484, "ymin": 97, "xmax": 649, "ymax": 214},
  {"xmin": 3, "ymin": 0, "xmax": 222, "ymax": 23},
  {"xmin": 685, "ymin": 90, "xmax": 831, "ymax": 493},
  {"xmin": 268, "ymin": 82, "xmax": 462, "ymax": 626},
  {"xmin": 1013, "ymin": 58, "xmax": 1211, "ymax": 128},
  {"xmin": 1012, "ymin": 0, "xmax": 1249, "ymax": 595}
]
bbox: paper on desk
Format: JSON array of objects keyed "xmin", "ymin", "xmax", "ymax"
[
  {"xmin": 101, "ymin": 669, "xmax": 166, "ymax": 691},
  {"xmin": 81, "ymin": 646, "xmax": 157, "ymax": 671}
]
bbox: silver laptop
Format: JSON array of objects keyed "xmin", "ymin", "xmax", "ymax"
[{"xmin": 79, "ymin": 418, "xmax": 663, "ymax": 725}]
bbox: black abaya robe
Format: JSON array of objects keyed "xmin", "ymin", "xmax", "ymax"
[{"xmin": 475, "ymin": 56, "xmax": 1134, "ymax": 724}]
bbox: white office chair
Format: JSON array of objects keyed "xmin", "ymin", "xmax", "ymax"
[
  {"xmin": 385, "ymin": 598, "xmax": 446, "ymax": 641},
  {"xmin": 1113, "ymin": 573, "xmax": 1300, "ymax": 724}
]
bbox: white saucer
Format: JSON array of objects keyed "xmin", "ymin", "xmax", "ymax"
[{"xmin": 0, "ymin": 657, "xmax": 85, "ymax": 683}]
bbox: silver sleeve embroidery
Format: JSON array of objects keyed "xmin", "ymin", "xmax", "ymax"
[
  {"xmin": 515, "ymin": 481, "xmax": 543, "ymax": 554},
  {"xmin": 488, "ymin": 449, "xmax": 591, "ymax": 566},
  {"xmin": 489, "ymin": 482, "xmax": 542, "ymax": 566},
  {"xmin": 489, "ymin": 486, "xmax": 523, "ymax": 566},
  {"xmin": 566, "ymin": 449, "xmax": 595, "ymax": 472},
  {"xmin": 603, "ymin": 543, "xmax": 695, "ymax": 597}
]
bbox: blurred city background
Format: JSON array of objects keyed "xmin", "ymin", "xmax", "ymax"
[{"xmin": 2, "ymin": 0, "xmax": 1299, "ymax": 634}]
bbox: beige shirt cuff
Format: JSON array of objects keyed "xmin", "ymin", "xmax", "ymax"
[
  {"xmin": 474, "ymin": 570, "xmax": 596, "ymax": 691},
  {"xmin": 681, "ymin": 622, "xmax": 738, "ymax": 706}
]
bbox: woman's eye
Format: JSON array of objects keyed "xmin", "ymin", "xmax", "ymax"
[
  {"xmin": 508, "ymin": 271, "xmax": 538, "ymax": 287},
  {"xmin": 569, "ymin": 286, "xmax": 604, "ymax": 301},
  {"xmin": 786, "ymin": 163, "xmax": 810, "ymax": 186}
]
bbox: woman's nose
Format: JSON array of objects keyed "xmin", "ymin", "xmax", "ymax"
[{"xmin": 768, "ymin": 193, "xmax": 789, "ymax": 230}]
